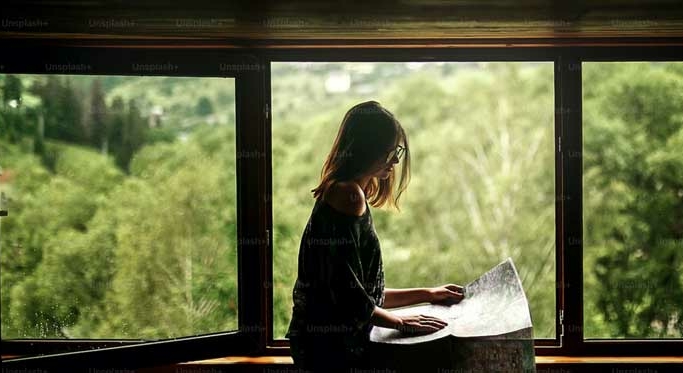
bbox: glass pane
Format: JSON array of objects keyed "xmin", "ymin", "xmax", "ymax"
[
  {"xmin": 272, "ymin": 62, "xmax": 556, "ymax": 339},
  {"xmin": 583, "ymin": 62, "xmax": 683, "ymax": 339},
  {"xmin": 0, "ymin": 74, "xmax": 238, "ymax": 339}
]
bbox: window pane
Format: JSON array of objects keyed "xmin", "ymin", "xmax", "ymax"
[
  {"xmin": 0, "ymin": 74, "xmax": 238, "ymax": 339},
  {"xmin": 272, "ymin": 62, "xmax": 556, "ymax": 339},
  {"xmin": 583, "ymin": 62, "xmax": 683, "ymax": 339}
]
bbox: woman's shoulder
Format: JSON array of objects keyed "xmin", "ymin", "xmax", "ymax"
[{"xmin": 321, "ymin": 181, "xmax": 367, "ymax": 217}]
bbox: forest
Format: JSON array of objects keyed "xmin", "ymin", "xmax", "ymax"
[{"xmin": 1, "ymin": 61, "xmax": 681, "ymax": 342}]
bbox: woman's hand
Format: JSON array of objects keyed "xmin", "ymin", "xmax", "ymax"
[
  {"xmin": 428, "ymin": 284, "xmax": 465, "ymax": 305},
  {"xmin": 396, "ymin": 314, "xmax": 448, "ymax": 335}
]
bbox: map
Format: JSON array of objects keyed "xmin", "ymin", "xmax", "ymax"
[
  {"xmin": 367, "ymin": 258, "xmax": 536, "ymax": 372},
  {"xmin": 370, "ymin": 257, "xmax": 533, "ymax": 344}
]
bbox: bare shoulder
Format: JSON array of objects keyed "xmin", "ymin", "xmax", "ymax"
[{"xmin": 323, "ymin": 181, "xmax": 366, "ymax": 217}]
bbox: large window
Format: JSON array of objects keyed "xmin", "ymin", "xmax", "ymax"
[
  {"xmin": 2, "ymin": 45, "xmax": 682, "ymax": 368},
  {"xmin": 0, "ymin": 74, "xmax": 239, "ymax": 340},
  {"xmin": 582, "ymin": 62, "xmax": 683, "ymax": 339},
  {"xmin": 271, "ymin": 61, "xmax": 557, "ymax": 340}
]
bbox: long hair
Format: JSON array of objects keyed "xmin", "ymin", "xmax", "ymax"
[{"xmin": 311, "ymin": 101, "xmax": 411, "ymax": 211}]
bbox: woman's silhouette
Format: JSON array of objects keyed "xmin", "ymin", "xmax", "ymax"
[{"xmin": 286, "ymin": 101, "xmax": 464, "ymax": 372}]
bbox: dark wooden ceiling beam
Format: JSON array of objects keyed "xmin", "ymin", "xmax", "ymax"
[{"xmin": 1, "ymin": 1, "xmax": 682, "ymax": 45}]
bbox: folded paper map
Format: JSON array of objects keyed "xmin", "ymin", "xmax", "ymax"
[
  {"xmin": 371, "ymin": 257, "xmax": 533, "ymax": 343},
  {"xmin": 369, "ymin": 258, "xmax": 535, "ymax": 372}
]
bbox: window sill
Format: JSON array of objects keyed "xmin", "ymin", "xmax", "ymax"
[
  {"xmin": 135, "ymin": 355, "xmax": 683, "ymax": 372},
  {"xmin": 5, "ymin": 355, "xmax": 682, "ymax": 371}
]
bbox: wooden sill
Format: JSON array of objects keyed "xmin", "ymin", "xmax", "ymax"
[
  {"xmin": 166, "ymin": 355, "xmax": 683, "ymax": 365},
  {"xmin": 132, "ymin": 356, "xmax": 682, "ymax": 373},
  {"xmin": 4, "ymin": 355, "xmax": 682, "ymax": 363},
  {"xmin": 5, "ymin": 355, "xmax": 683, "ymax": 370},
  {"xmin": 536, "ymin": 356, "xmax": 683, "ymax": 364}
]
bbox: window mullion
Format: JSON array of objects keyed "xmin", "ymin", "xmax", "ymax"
[{"xmin": 558, "ymin": 53, "xmax": 584, "ymax": 354}]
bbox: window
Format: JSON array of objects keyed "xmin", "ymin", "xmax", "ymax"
[
  {"xmin": 1, "ymin": 49, "xmax": 264, "ymax": 364},
  {"xmin": 271, "ymin": 61, "xmax": 557, "ymax": 340},
  {"xmin": 582, "ymin": 61, "xmax": 683, "ymax": 339},
  {"xmin": 1, "ymin": 73, "xmax": 238, "ymax": 340},
  {"xmin": 2, "ymin": 45, "xmax": 682, "ymax": 369}
]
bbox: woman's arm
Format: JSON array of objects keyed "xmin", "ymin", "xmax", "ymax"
[
  {"xmin": 383, "ymin": 284, "xmax": 465, "ymax": 309},
  {"xmin": 382, "ymin": 288, "xmax": 432, "ymax": 309},
  {"xmin": 369, "ymin": 305, "xmax": 403, "ymax": 329}
]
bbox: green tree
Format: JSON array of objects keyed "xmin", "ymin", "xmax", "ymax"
[
  {"xmin": 29, "ymin": 76, "xmax": 82, "ymax": 145},
  {"xmin": 2, "ymin": 75, "xmax": 240, "ymax": 340},
  {"xmin": 583, "ymin": 62, "xmax": 683, "ymax": 338},
  {"xmin": 2, "ymin": 144, "xmax": 122, "ymax": 337},
  {"xmin": 95, "ymin": 137, "xmax": 237, "ymax": 338},
  {"xmin": 195, "ymin": 96, "xmax": 214, "ymax": 116},
  {"xmin": 87, "ymin": 78, "xmax": 109, "ymax": 153},
  {"xmin": 0, "ymin": 75, "xmax": 27, "ymax": 143},
  {"xmin": 2, "ymin": 74, "xmax": 23, "ymax": 107},
  {"xmin": 271, "ymin": 62, "xmax": 557, "ymax": 338}
]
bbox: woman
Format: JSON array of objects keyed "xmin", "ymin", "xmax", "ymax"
[{"xmin": 286, "ymin": 101, "xmax": 464, "ymax": 372}]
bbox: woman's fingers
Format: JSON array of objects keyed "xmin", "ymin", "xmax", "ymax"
[
  {"xmin": 445, "ymin": 284, "xmax": 464, "ymax": 293},
  {"xmin": 447, "ymin": 288, "xmax": 464, "ymax": 299},
  {"xmin": 419, "ymin": 320, "xmax": 447, "ymax": 330},
  {"xmin": 398, "ymin": 314, "xmax": 450, "ymax": 334},
  {"xmin": 429, "ymin": 284, "xmax": 465, "ymax": 305},
  {"xmin": 417, "ymin": 324, "xmax": 443, "ymax": 332},
  {"xmin": 419, "ymin": 314, "xmax": 448, "ymax": 327}
]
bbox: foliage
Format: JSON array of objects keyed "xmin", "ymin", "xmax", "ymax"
[
  {"xmin": 582, "ymin": 62, "xmax": 683, "ymax": 338},
  {"xmin": 1, "ymin": 63, "xmax": 681, "ymax": 343},
  {"xmin": 271, "ymin": 62, "xmax": 557, "ymax": 338}
]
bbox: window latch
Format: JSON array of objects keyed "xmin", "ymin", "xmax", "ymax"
[{"xmin": 559, "ymin": 308, "xmax": 565, "ymax": 339}]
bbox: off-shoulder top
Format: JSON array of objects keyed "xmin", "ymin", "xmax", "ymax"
[{"xmin": 285, "ymin": 195, "xmax": 385, "ymax": 366}]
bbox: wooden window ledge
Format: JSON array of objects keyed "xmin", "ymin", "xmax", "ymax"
[
  {"xmin": 5, "ymin": 355, "xmax": 682, "ymax": 371},
  {"xmin": 135, "ymin": 356, "xmax": 683, "ymax": 372}
]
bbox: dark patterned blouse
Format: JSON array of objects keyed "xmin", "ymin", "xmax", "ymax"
[{"xmin": 286, "ymin": 196, "xmax": 385, "ymax": 369}]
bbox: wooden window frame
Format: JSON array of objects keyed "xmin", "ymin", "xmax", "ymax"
[
  {"xmin": 1, "ymin": 39, "xmax": 682, "ymax": 370},
  {"xmin": 0, "ymin": 44, "xmax": 268, "ymax": 368}
]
